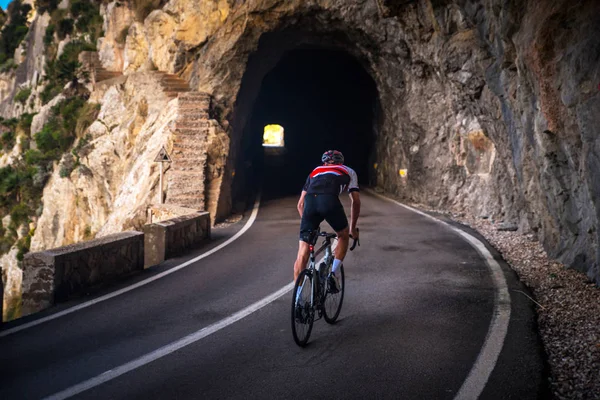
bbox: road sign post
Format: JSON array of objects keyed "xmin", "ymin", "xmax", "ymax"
[{"xmin": 154, "ymin": 146, "xmax": 172, "ymax": 204}]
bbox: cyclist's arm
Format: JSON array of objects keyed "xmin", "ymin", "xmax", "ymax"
[
  {"xmin": 349, "ymin": 191, "xmax": 361, "ymax": 236},
  {"xmin": 297, "ymin": 190, "xmax": 307, "ymax": 217}
]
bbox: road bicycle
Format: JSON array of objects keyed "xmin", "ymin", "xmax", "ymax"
[{"xmin": 291, "ymin": 229, "xmax": 359, "ymax": 347}]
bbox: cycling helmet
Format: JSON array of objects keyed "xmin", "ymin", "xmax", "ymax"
[{"xmin": 321, "ymin": 150, "xmax": 344, "ymax": 165}]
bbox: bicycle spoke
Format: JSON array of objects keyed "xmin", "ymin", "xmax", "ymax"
[
  {"xmin": 291, "ymin": 270, "xmax": 314, "ymax": 346},
  {"xmin": 323, "ymin": 265, "xmax": 345, "ymax": 324}
]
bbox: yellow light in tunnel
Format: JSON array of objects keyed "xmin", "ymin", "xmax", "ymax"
[{"xmin": 263, "ymin": 124, "xmax": 285, "ymax": 147}]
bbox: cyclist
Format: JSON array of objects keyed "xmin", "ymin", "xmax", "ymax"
[{"xmin": 293, "ymin": 150, "xmax": 361, "ymax": 292}]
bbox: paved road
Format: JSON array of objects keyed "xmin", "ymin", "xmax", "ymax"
[{"xmin": 0, "ymin": 191, "xmax": 547, "ymax": 399}]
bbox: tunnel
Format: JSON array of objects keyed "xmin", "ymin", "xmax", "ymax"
[{"xmin": 232, "ymin": 46, "xmax": 379, "ymax": 202}]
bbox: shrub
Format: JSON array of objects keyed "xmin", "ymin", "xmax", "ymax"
[
  {"xmin": 35, "ymin": 118, "xmax": 72, "ymax": 157},
  {"xmin": 16, "ymin": 233, "xmax": 31, "ymax": 261},
  {"xmin": 0, "ymin": 1, "xmax": 31, "ymax": 60},
  {"xmin": 42, "ymin": 41, "xmax": 95, "ymax": 104},
  {"xmin": 10, "ymin": 202, "xmax": 30, "ymax": 228},
  {"xmin": 1, "ymin": 130, "xmax": 15, "ymax": 149},
  {"xmin": 37, "ymin": 0, "xmax": 59, "ymax": 13},
  {"xmin": 57, "ymin": 18, "xmax": 74, "ymax": 40},
  {"xmin": 44, "ymin": 24, "xmax": 56, "ymax": 48},
  {"xmin": 73, "ymin": 0, "xmax": 103, "ymax": 42},
  {"xmin": 75, "ymin": 102, "xmax": 100, "ymax": 137},
  {"xmin": 14, "ymin": 87, "xmax": 31, "ymax": 104},
  {"xmin": 0, "ymin": 59, "xmax": 17, "ymax": 73},
  {"xmin": 17, "ymin": 113, "xmax": 35, "ymax": 136}
]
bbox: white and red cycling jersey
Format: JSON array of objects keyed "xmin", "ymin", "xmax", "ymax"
[{"xmin": 302, "ymin": 164, "xmax": 359, "ymax": 195}]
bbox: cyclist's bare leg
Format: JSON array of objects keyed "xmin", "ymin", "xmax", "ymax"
[
  {"xmin": 293, "ymin": 241, "xmax": 310, "ymax": 282},
  {"xmin": 334, "ymin": 226, "xmax": 350, "ymax": 262}
]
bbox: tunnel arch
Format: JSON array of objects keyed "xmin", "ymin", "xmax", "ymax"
[
  {"xmin": 219, "ymin": 25, "xmax": 385, "ymax": 206},
  {"xmin": 235, "ymin": 45, "xmax": 380, "ymax": 200}
]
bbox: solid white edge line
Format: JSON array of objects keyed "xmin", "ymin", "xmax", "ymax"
[
  {"xmin": 365, "ymin": 189, "xmax": 511, "ymax": 400},
  {"xmin": 43, "ymin": 282, "xmax": 295, "ymax": 400},
  {"xmin": 0, "ymin": 194, "xmax": 263, "ymax": 338}
]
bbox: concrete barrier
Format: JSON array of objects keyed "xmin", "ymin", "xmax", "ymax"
[
  {"xmin": 21, "ymin": 231, "xmax": 144, "ymax": 316},
  {"xmin": 143, "ymin": 212, "xmax": 210, "ymax": 268}
]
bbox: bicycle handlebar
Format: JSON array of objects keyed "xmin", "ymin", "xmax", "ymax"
[{"xmin": 349, "ymin": 228, "xmax": 360, "ymax": 251}]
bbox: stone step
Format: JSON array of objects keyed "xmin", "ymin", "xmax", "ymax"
[
  {"xmin": 163, "ymin": 87, "xmax": 190, "ymax": 92},
  {"xmin": 177, "ymin": 105, "xmax": 211, "ymax": 113},
  {"xmin": 170, "ymin": 165, "xmax": 205, "ymax": 173},
  {"xmin": 174, "ymin": 121, "xmax": 211, "ymax": 130},
  {"xmin": 167, "ymin": 189, "xmax": 205, "ymax": 199},
  {"xmin": 168, "ymin": 182, "xmax": 204, "ymax": 192},
  {"xmin": 171, "ymin": 151, "xmax": 207, "ymax": 160},
  {"xmin": 161, "ymin": 77, "xmax": 188, "ymax": 83},
  {"xmin": 166, "ymin": 198, "xmax": 204, "ymax": 209},
  {"xmin": 174, "ymin": 127, "xmax": 210, "ymax": 136},
  {"xmin": 178, "ymin": 92, "xmax": 211, "ymax": 101},
  {"xmin": 170, "ymin": 157, "xmax": 205, "ymax": 166},
  {"xmin": 172, "ymin": 143, "xmax": 207, "ymax": 152},
  {"xmin": 167, "ymin": 193, "xmax": 204, "ymax": 201},
  {"xmin": 163, "ymin": 84, "xmax": 190, "ymax": 91},
  {"xmin": 176, "ymin": 113, "xmax": 210, "ymax": 121}
]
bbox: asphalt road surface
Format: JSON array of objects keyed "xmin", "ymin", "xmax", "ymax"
[{"xmin": 0, "ymin": 191, "xmax": 548, "ymax": 399}]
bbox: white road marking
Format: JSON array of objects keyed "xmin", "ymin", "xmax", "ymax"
[
  {"xmin": 43, "ymin": 227, "xmax": 334, "ymax": 399},
  {"xmin": 43, "ymin": 282, "xmax": 295, "ymax": 400},
  {"xmin": 366, "ymin": 189, "xmax": 511, "ymax": 400},
  {"xmin": 0, "ymin": 195, "xmax": 263, "ymax": 338}
]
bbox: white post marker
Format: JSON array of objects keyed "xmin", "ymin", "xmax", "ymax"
[{"xmin": 154, "ymin": 146, "xmax": 172, "ymax": 204}]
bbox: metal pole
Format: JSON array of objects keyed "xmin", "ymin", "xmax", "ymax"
[{"xmin": 159, "ymin": 162, "xmax": 163, "ymax": 204}]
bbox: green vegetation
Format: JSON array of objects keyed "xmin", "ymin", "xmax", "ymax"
[
  {"xmin": 71, "ymin": 0, "xmax": 103, "ymax": 42},
  {"xmin": 14, "ymin": 87, "xmax": 31, "ymax": 104},
  {"xmin": 41, "ymin": 41, "xmax": 95, "ymax": 104},
  {"xmin": 0, "ymin": 0, "xmax": 106, "ymax": 260},
  {"xmin": 0, "ymin": 117, "xmax": 19, "ymax": 149},
  {"xmin": 40, "ymin": 0, "xmax": 103, "ymax": 104},
  {"xmin": 0, "ymin": 94, "xmax": 95, "ymax": 257},
  {"xmin": 57, "ymin": 18, "xmax": 74, "ymax": 40},
  {"xmin": 0, "ymin": 0, "xmax": 32, "ymax": 70}
]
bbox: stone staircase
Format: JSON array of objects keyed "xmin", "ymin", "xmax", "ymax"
[
  {"xmin": 160, "ymin": 73, "xmax": 192, "ymax": 98},
  {"xmin": 166, "ymin": 92, "xmax": 212, "ymax": 210},
  {"xmin": 78, "ymin": 51, "xmax": 123, "ymax": 84}
]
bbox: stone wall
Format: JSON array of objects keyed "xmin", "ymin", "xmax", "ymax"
[
  {"xmin": 21, "ymin": 231, "xmax": 144, "ymax": 316},
  {"xmin": 143, "ymin": 211, "xmax": 210, "ymax": 268}
]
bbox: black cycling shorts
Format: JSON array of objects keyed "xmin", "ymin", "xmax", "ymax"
[{"xmin": 300, "ymin": 194, "xmax": 348, "ymax": 243}]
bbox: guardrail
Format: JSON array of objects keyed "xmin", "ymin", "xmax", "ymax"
[{"xmin": 20, "ymin": 212, "xmax": 210, "ymax": 317}]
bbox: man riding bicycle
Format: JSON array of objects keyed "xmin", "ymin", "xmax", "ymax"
[{"xmin": 294, "ymin": 150, "xmax": 361, "ymax": 292}]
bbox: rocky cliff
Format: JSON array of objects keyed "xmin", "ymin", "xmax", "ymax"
[
  {"xmin": 112, "ymin": 0, "xmax": 599, "ymax": 282},
  {"xmin": 1, "ymin": 0, "xmax": 599, "ymax": 319}
]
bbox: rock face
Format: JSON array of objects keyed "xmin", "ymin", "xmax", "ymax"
[
  {"xmin": 0, "ymin": 11, "xmax": 50, "ymax": 117},
  {"xmin": 113, "ymin": 0, "xmax": 597, "ymax": 281},
  {"xmin": 2, "ymin": 0, "xmax": 600, "ymax": 288},
  {"xmin": 31, "ymin": 72, "xmax": 177, "ymax": 251}
]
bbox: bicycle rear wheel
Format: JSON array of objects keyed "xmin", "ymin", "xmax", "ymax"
[
  {"xmin": 323, "ymin": 265, "xmax": 344, "ymax": 324},
  {"xmin": 291, "ymin": 269, "xmax": 314, "ymax": 347}
]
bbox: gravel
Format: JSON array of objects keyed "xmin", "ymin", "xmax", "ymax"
[{"xmin": 439, "ymin": 211, "xmax": 600, "ymax": 399}]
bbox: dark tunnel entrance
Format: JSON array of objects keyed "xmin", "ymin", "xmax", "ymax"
[{"xmin": 235, "ymin": 47, "xmax": 379, "ymax": 202}]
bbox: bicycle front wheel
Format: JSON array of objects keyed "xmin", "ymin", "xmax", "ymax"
[
  {"xmin": 291, "ymin": 269, "xmax": 314, "ymax": 347},
  {"xmin": 323, "ymin": 265, "xmax": 345, "ymax": 324}
]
